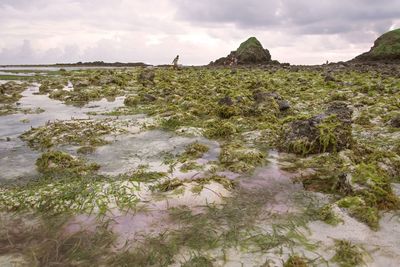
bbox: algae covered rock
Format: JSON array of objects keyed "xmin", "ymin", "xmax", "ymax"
[
  {"xmin": 389, "ymin": 114, "xmax": 400, "ymax": 128},
  {"xmin": 212, "ymin": 37, "xmax": 273, "ymax": 65},
  {"xmin": 137, "ymin": 68, "xmax": 155, "ymax": 86},
  {"xmin": 235, "ymin": 37, "xmax": 271, "ymax": 64},
  {"xmin": 277, "ymin": 99, "xmax": 291, "ymax": 111},
  {"xmin": 353, "ymin": 28, "xmax": 400, "ymax": 62},
  {"xmin": 279, "ymin": 101, "xmax": 353, "ymax": 155},
  {"xmin": 124, "ymin": 95, "xmax": 140, "ymax": 107},
  {"xmin": 0, "ymin": 82, "xmax": 28, "ymax": 104}
]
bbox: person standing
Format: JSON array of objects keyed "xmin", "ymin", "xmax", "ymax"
[{"xmin": 172, "ymin": 55, "xmax": 179, "ymax": 69}]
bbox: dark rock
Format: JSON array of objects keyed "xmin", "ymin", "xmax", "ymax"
[
  {"xmin": 253, "ymin": 91, "xmax": 268, "ymax": 103},
  {"xmin": 142, "ymin": 94, "xmax": 156, "ymax": 102},
  {"xmin": 390, "ymin": 115, "xmax": 400, "ymax": 128},
  {"xmin": 277, "ymin": 100, "xmax": 291, "ymax": 111},
  {"xmin": 218, "ymin": 96, "xmax": 234, "ymax": 106},
  {"xmin": 138, "ymin": 68, "xmax": 155, "ymax": 86},
  {"xmin": 324, "ymin": 73, "xmax": 336, "ymax": 82},
  {"xmin": 325, "ymin": 101, "xmax": 353, "ymax": 123},
  {"xmin": 335, "ymin": 173, "xmax": 354, "ymax": 195}
]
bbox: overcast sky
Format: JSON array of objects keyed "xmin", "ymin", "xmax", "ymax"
[{"xmin": 1, "ymin": 0, "xmax": 399, "ymax": 65}]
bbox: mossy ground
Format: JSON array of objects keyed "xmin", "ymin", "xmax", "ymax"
[{"xmin": 1, "ymin": 64, "xmax": 400, "ymax": 265}]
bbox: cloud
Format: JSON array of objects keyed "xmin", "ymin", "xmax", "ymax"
[
  {"xmin": 0, "ymin": 0, "xmax": 399, "ymax": 65},
  {"xmin": 173, "ymin": 0, "xmax": 400, "ymax": 34}
]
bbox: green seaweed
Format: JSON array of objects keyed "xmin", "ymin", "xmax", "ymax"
[
  {"xmin": 36, "ymin": 150, "xmax": 100, "ymax": 176},
  {"xmin": 318, "ymin": 204, "xmax": 343, "ymax": 226},
  {"xmin": 283, "ymin": 255, "xmax": 309, "ymax": 267},
  {"xmin": 332, "ymin": 240, "xmax": 366, "ymax": 267}
]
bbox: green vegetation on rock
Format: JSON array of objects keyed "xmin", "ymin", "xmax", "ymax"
[{"xmin": 354, "ymin": 28, "xmax": 400, "ymax": 61}]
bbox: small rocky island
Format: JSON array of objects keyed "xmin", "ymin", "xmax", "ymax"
[{"xmin": 211, "ymin": 37, "xmax": 277, "ymax": 66}]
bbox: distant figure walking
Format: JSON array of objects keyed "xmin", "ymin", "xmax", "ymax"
[{"xmin": 172, "ymin": 55, "xmax": 179, "ymax": 69}]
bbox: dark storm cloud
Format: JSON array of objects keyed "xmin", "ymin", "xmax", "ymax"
[{"xmin": 173, "ymin": 0, "xmax": 400, "ymax": 34}]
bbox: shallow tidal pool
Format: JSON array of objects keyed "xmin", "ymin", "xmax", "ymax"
[{"xmin": 1, "ymin": 65, "xmax": 400, "ymax": 266}]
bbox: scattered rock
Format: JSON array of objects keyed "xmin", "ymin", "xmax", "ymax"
[
  {"xmin": 253, "ymin": 91, "xmax": 280, "ymax": 103},
  {"xmin": 137, "ymin": 68, "xmax": 155, "ymax": 86},
  {"xmin": 218, "ymin": 96, "xmax": 234, "ymax": 106},
  {"xmin": 326, "ymin": 101, "xmax": 353, "ymax": 123},
  {"xmin": 389, "ymin": 115, "xmax": 400, "ymax": 128},
  {"xmin": 324, "ymin": 73, "xmax": 336, "ymax": 82},
  {"xmin": 142, "ymin": 94, "xmax": 157, "ymax": 102},
  {"xmin": 277, "ymin": 100, "xmax": 291, "ymax": 111}
]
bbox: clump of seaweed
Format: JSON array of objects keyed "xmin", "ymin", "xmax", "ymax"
[
  {"xmin": 0, "ymin": 82, "xmax": 28, "ymax": 105},
  {"xmin": 332, "ymin": 240, "xmax": 366, "ymax": 267},
  {"xmin": 180, "ymin": 142, "xmax": 209, "ymax": 161},
  {"xmin": 124, "ymin": 94, "xmax": 140, "ymax": 107},
  {"xmin": 20, "ymin": 119, "xmax": 117, "ymax": 151},
  {"xmin": 152, "ymin": 175, "xmax": 236, "ymax": 193},
  {"xmin": 330, "ymin": 163, "xmax": 399, "ymax": 229},
  {"xmin": 0, "ymin": 82, "xmax": 30, "ymax": 115},
  {"xmin": 219, "ymin": 142, "xmax": 266, "ymax": 173},
  {"xmin": 179, "ymin": 161, "xmax": 203, "ymax": 172},
  {"xmin": 204, "ymin": 121, "xmax": 238, "ymax": 139},
  {"xmin": 318, "ymin": 204, "xmax": 343, "ymax": 226},
  {"xmin": 38, "ymin": 80, "xmax": 65, "ymax": 94},
  {"xmin": 181, "ymin": 255, "xmax": 214, "ymax": 267},
  {"xmin": 283, "ymin": 254, "xmax": 309, "ymax": 267},
  {"xmin": 352, "ymin": 163, "xmax": 399, "ymax": 210},
  {"xmin": 36, "ymin": 150, "xmax": 100, "ymax": 176}
]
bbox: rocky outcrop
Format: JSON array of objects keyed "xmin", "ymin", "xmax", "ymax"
[
  {"xmin": 279, "ymin": 101, "xmax": 353, "ymax": 155},
  {"xmin": 212, "ymin": 37, "xmax": 274, "ymax": 66},
  {"xmin": 352, "ymin": 29, "xmax": 400, "ymax": 62}
]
